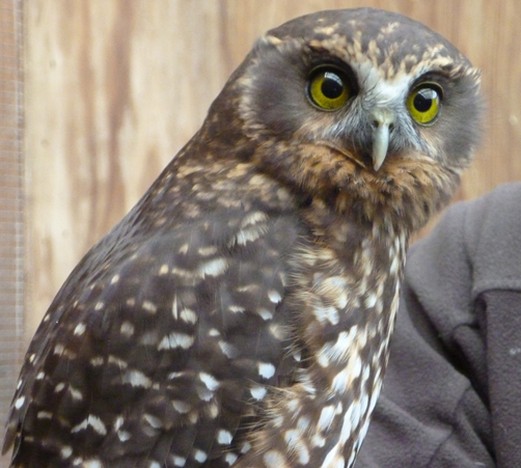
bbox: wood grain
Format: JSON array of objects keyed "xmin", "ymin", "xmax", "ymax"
[
  {"xmin": 25, "ymin": 0, "xmax": 521, "ymax": 339},
  {"xmin": 0, "ymin": 1, "xmax": 23, "ymax": 465}
]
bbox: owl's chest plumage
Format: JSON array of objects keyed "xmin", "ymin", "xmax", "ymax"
[{"xmin": 138, "ymin": 154, "xmax": 410, "ymax": 466}]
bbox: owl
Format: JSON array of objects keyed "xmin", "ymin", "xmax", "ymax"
[{"xmin": 3, "ymin": 7, "xmax": 481, "ymax": 468}]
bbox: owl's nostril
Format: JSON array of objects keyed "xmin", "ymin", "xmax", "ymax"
[{"xmin": 372, "ymin": 119, "xmax": 395, "ymax": 131}]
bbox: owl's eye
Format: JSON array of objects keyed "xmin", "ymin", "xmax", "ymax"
[
  {"xmin": 407, "ymin": 83, "xmax": 443, "ymax": 125},
  {"xmin": 308, "ymin": 67, "xmax": 351, "ymax": 111}
]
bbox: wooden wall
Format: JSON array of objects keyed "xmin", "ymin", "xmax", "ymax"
[{"xmin": 0, "ymin": 0, "xmax": 23, "ymax": 465}]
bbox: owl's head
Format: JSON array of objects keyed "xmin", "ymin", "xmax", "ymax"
[{"xmin": 208, "ymin": 8, "xmax": 482, "ymax": 226}]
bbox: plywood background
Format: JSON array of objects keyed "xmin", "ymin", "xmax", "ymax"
[
  {"xmin": 0, "ymin": 0, "xmax": 23, "ymax": 466},
  {"xmin": 2, "ymin": 0, "xmax": 520, "ymax": 463}
]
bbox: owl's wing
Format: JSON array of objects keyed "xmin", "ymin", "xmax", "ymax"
[{"xmin": 3, "ymin": 207, "xmax": 303, "ymax": 466}]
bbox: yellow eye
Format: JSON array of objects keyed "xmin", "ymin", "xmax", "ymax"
[
  {"xmin": 407, "ymin": 84, "xmax": 443, "ymax": 125},
  {"xmin": 308, "ymin": 67, "xmax": 350, "ymax": 111}
]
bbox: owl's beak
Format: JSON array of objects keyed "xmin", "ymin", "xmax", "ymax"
[{"xmin": 370, "ymin": 109, "xmax": 395, "ymax": 172}]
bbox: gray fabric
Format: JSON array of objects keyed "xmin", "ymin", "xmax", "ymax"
[{"xmin": 357, "ymin": 182, "xmax": 521, "ymax": 467}]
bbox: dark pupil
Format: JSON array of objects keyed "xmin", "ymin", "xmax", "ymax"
[
  {"xmin": 414, "ymin": 88, "xmax": 437, "ymax": 112},
  {"xmin": 321, "ymin": 72, "xmax": 344, "ymax": 99}
]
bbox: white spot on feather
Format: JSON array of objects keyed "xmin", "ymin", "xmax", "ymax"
[
  {"xmin": 113, "ymin": 416, "xmax": 124, "ymax": 430},
  {"xmin": 311, "ymin": 434, "xmax": 326, "ymax": 448},
  {"xmin": 240, "ymin": 441, "xmax": 252, "ymax": 454},
  {"xmin": 118, "ymin": 430, "xmax": 131, "ymax": 442},
  {"xmin": 365, "ymin": 292, "xmax": 378, "ymax": 309},
  {"xmin": 110, "ymin": 274, "xmax": 120, "ymax": 284},
  {"xmin": 73, "ymin": 323, "xmax": 86, "ymax": 336},
  {"xmin": 198, "ymin": 246, "xmax": 218, "ymax": 256},
  {"xmin": 268, "ymin": 289, "xmax": 282, "ymax": 303},
  {"xmin": 55, "ymin": 382, "xmax": 65, "ymax": 392},
  {"xmin": 317, "ymin": 352, "xmax": 329, "ymax": 368},
  {"xmin": 199, "ymin": 372, "xmax": 220, "ymax": 391},
  {"xmin": 318, "ymin": 405, "xmax": 336, "ymax": 432},
  {"xmin": 69, "ymin": 386, "xmax": 83, "ymax": 401},
  {"xmin": 167, "ymin": 371, "xmax": 185, "ymax": 380},
  {"xmin": 142, "ymin": 300, "xmax": 158, "ymax": 314},
  {"xmin": 60, "ymin": 446, "xmax": 72, "ymax": 458},
  {"xmin": 193, "ymin": 449, "xmax": 207, "ymax": 463},
  {"xmin": 331, "ymin": 368, "xmax": 350, "ymax": 394},
  {"xmin": 292, "ymin": 349, "xmax": 302, "ymax": 362},
  {"xmin": 180, "ymin": 308, "xmax": 197, "ymax": 324},
  {"xmin": 108, "ymin": 355, "xmax": 128, "ymax": 369},
  {"xmin": 313, "ymin": 305, "xmax": 339, "ymax": 325},
  {"xmin": 172, "ymin": 455, "xmax": 186, "ymax": 467},
  {"xmin": 287, "ymin": 399, "xmax": 299, "ymax": 412},
  {"xmin": 206, "ymin": 402, "xmax": 219, "ymax": 419},
  {"xmin": 250, "ymin": 385, "xmax": 267, "ymax": 401},
  {"xmin": 263, "ymin": 450, "xmax": 286, "ymax": 467},
  {"xmin": 144, "ymin": 413, "xmax": 162, "ymax": 429},
  {"xmin": 172, "ymin": 400, "xmax": 191, "ymax": 413},
  {"xmin": 198, "ymin": 258, "xmax": 228, "ymax": 277},
  {"xmin": 390, "ymin": 254, "xmax": 400, "ymax": 275},
  {"xmin": 71, "ymin": 415, "xmax": 107, "ymax": 436},
  {"xmin": 90, "ymin": 356, "xmax": 104, "ymax": 367},
  {"xmin": 297, "ymin": 415, "xmax": 311, "ymax": 432},
  {"xmin": 318, "ymin": 327, "xmax": 359, "ymax": 365},
  {"xmin": 225, "ymin": 453, "xmax": 238, "ymax": 465},
  {"xmin": 218, "ymin": 340, "xmax": 238, "ymax": 358},
  {"xmin": 269, "ymin": 324, "xmax": 285, "ymax": 340},
  {"xmin": 296, "ymin": 444, "xmax": 310, "ymax": 464},
  {"xmin": 158, "ymin": 332, "xmax": 194, "ymax": 350},
  {"xmin": 122, "ymin": 370, "xmax": 152, "ymax": 388},
  {"xmin": 284, "ymin": 429, "xmax": 300, "ymax": 449},
  {"xmin": 257, "ymin": 308, "xmax": 273, "ymax": 320},
  {"xmin": 241, "ymin": 211, "xmax": 268, "ymax": 226},
  {"xmin": 232, "ymin": 224, "xmax": 267, "ymax": 246},
  {"xmin": 217, "ymin": 429, "xmax": 233, "ymax": 445},
  {"xmin": 83, "ymin": 460, "xmax": 102, "ymax": 468},
  {"xmin": 258, "ymin": 362, "xmax": 275, "ymax": 379},
  {"xmin": 14, "ymin": 396, "xmax": 25, "ymax": 409},
  {"xmin": 322, "ymin": 443, "xmax": 345, "ymax": 468},
  {"xmin": 120, "ymin": 321, "xmax": 134, "ymax": 337}
]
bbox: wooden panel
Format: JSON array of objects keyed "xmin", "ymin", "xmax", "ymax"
[
  {"xmin": 0, "ymin": 0, "xmax": 24, "ymax": 466},
  {"xmin": 24, "ymin": 0, "xmax": 521, "ymax": 340}
]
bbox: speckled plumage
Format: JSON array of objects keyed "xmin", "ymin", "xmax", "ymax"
[{"xmin": 3, "ymin": 8, "xmax": 481, "ymax": 468}]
